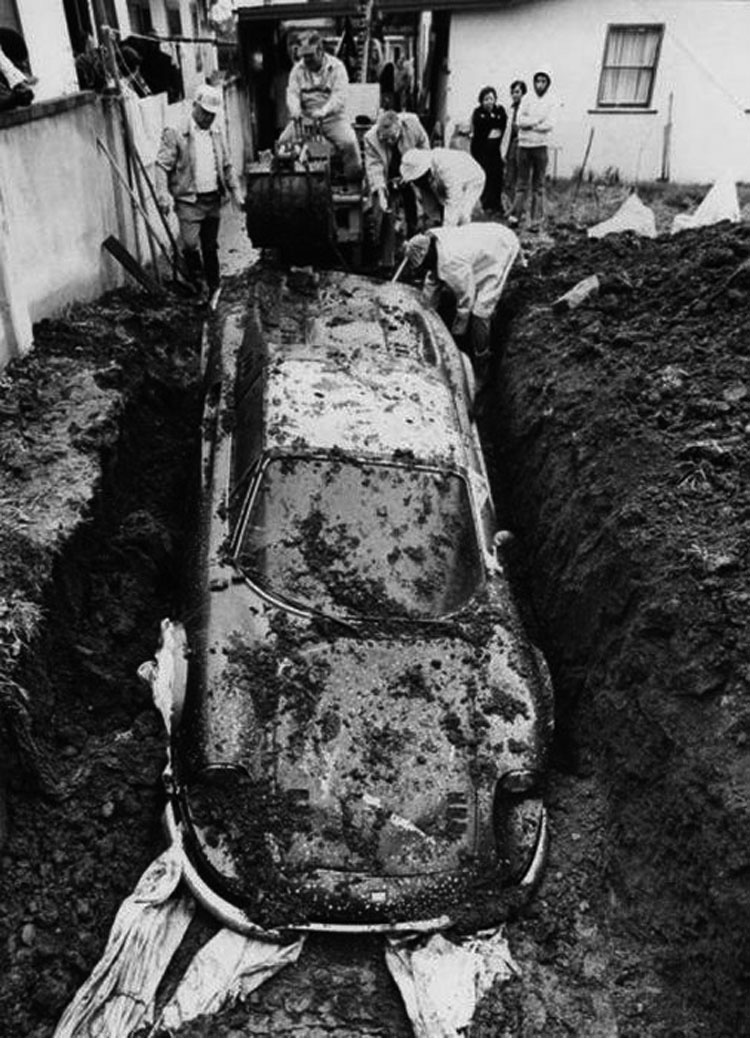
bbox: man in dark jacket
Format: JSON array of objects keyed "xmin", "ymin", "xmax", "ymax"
[{"xmin": 363, "ymin": 109, "xmax": 429, "ymax": 266}]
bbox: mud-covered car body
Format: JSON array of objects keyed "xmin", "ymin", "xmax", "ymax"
[{"xmin": 162, "ymin": 270, "xmax": 553, "ymax": 934}]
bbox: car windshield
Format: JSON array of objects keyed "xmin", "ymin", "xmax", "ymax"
[{"xmin": 235, "ymin": 456, "xmax": 484, "ymax": 620}]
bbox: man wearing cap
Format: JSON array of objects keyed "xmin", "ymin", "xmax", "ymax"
[
  {"xmin": 404, "ymin": 223, "xmax": 520, "ymax": 385},
  {"xmin": 279, "ymin": 32, "xmax": 361, "ymax": 182},
  {"xmin": 400, "ymin": 147, "xmax": 485, "ymax": 228},
  {"xmin": 155, "ymin": 84, "xmax": 243, "ymax": 298},
  {"xmin": 363, "ymin": 109, "xmax": 429, "ymax": 267}
]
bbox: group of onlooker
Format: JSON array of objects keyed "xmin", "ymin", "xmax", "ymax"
[
  {"xmin": 361, "ymin": 66, "xmax": 555, "ymax": 270},
  {"xmin": 358, "ymin": 65, "xmax": 556, "ymax": 393},
  {"xmin": 470, "ymin": 68, "xmax": 555, "ymax": 229}
]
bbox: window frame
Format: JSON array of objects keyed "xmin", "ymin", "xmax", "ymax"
[{"xmin": 596, "ymin": 23, "xmax": 664, "ymax": 110}]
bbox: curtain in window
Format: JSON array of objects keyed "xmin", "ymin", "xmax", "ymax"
[{"xmin": 599, "ymin": 26, "xmax": 661, "ymax": 106}]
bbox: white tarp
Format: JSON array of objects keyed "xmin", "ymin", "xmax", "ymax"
[
  {"xmin": 671, "ymin": 172, "xmax": 740, "ymax": 235},
  {"xmin": 385, "ymin": 929, "xmax": 519, "ymax": 1038},
  {"xmin": 53, "ymin": 622, "xmax": 304, "ymax": 1038},
  {"xmin": 587, "ymin": 192, "xmax": 657, "ymax": 240},
  {"xmin": 52, "ymin": 838, "xmax": 305, "ymax": 1038},
  {"xmin": 52, "ymin": 844, "xmax": 194, "ymax": 1038},
  {"xmin": 156, "ymin": 929, "xmax": 305, "ymax": 1032}
]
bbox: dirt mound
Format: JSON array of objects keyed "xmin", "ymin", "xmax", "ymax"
[
  {"xmin": 493, "ymin": 219, "xmax": 750, "ymax": 1035},
  {"xmin": 0, "ymin": 289, "xmax": 204, "ymax": 1038}
]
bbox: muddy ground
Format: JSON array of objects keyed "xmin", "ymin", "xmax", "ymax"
[{"xmin": 1, "ymin": 183, "xmax": 750, "ymax": 1037}]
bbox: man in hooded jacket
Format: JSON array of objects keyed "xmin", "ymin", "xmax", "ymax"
[
  {"xmin": 400, "ymin": 147, "xmax": 485, "ymax": 228},
  {"xmin": 404, "ymin": 222, "xmax": 520, "ymax": 384},
  {"xmin": 508, "ymin": 68, "xmax": 555, "ymax": 231}
]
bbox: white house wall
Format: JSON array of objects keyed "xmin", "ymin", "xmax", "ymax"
[
  {"xmin": 16, "ymin": 0, "xmax": 79, "ymax": 100},
  {"xmin": 448, "ymin": 0, "xmax": 750, "ymax": 183}
]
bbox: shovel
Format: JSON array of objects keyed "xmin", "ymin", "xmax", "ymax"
[{"xmin": 391, "ymin": 257, "xmax": 408, "ymax": 283}]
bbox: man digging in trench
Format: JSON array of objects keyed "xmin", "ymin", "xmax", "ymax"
[{"xmin": 404, "ymin": 222, "xmax": 521, "ymax": 394}]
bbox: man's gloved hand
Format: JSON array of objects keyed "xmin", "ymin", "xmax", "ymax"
[
  {"xmin": 157, "ymin": 197, "xmax": 171, "ymax": 216},
  {"xmin": 376, "ymin": 187, "xmax": 389, "ymax": 212},
  {"xmin": 231, "ymin": 188, "xmax": 245, "ymax": 211}
]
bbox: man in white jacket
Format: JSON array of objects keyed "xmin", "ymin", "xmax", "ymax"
[
  {"xmin": 404, "ymin": 222, "xmax": 520, "ymax": 384},
  {"xmin": 400, "ymin": 147, "xmax": 485, "ymax": 227},
  {"xmin": 508, "ymin": 68, "xmax": 555, "ymax": 231}
]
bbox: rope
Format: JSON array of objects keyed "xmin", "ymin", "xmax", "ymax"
[{"xmin": 105, "ymin": 25, "xmax": 221, "ymax": 48}]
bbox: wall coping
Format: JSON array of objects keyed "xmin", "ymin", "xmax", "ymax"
[{"xmin": 0, "ymin": 91, "xmax": 97, "ymax": 131}]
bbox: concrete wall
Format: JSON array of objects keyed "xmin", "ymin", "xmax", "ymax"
[
  {"xmin": 447, "ymin": 0, "xmax": 750, "ymax": 183},
  {"xmin": 0, "ymin": 80, "xmax": 252, "ymax": 371},
  {"xmin": 17, "ymin": 0, "xmax": 79, "ymax": 100},
  {"xmin": 0, "ymin": 96, "xmax": 132, "ymax": 367}
]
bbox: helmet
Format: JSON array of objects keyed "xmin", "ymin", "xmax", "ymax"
[
  {"xmin": 400, "ymin": 148, "xmax": 432, "ymax": 182},
  {"xmin": 194, "ymin": 84, "xmax": 223, "ymax": 114},
  {"xmin": 405, "ymin": 233, "xmax": 431, "ymax": 268}
]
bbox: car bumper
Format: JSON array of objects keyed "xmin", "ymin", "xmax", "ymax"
[{"xmin": 163, "ymin": 798, "xmax": 548, "ymax": 936}]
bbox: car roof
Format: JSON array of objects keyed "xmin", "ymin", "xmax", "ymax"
[{"xmin": 258, "ymin": 277, "xmax": 473, "ymax": 469}]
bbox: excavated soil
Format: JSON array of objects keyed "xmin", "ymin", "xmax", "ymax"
[{"xmin": 1, "ymin": 192, "xmax": 750, "ymax": 1037}]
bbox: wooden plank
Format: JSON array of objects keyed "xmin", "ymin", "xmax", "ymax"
[{"xmin": 102, "ymin": 235, "xmax": 163, "ymax": 297}]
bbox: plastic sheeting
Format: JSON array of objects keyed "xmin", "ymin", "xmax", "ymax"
[
  {"xmin": 587, "ymin": 192, "xmax": 657, "ymax": 240},
  {"xmin": 156, "ymin": 929, "xmax": 305, "ymax": 1032},
  {"xmin": 385, "ymin": 929, "xmax": 519, "ymax": 1038},
  {"xmin": 53, "ymin": 844, "xmax": 194, "ymax": 1038},
  {"xmin": 53, "ymin": 622, "xmax": 305, "ymax": 1038},
  {"xmin": 671, "ymin": 172, "xmax": 740, "ymax": 235},
  {"xmin": 52, "ymin": 839, "xmax": 305, "ymax": 1038}
]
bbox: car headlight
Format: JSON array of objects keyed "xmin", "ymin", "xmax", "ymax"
[{"xmin": 493, "ymin": 771, "xmax": 545, "ymax": 883}]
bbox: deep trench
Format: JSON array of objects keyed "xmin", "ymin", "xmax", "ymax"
[
  {"xmin": 3, "ymin": 276, "xmax": 745, "ymax": 1037},
  {"xmin": 0, "ymin": 364, "xmax": 204, "ymax": 1037}
]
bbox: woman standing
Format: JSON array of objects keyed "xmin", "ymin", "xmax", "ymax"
[
  {"xmin": 470, "ymin": 86, "xmax": 507, "ymax": 215},
  {"xmin": 504, "ymin": 80, "xmax": 527, "ymax": 203}
]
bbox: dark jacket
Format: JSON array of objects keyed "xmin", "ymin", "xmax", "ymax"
[{"xmin": 470, "ymin": 104, "xmax": 507, "ymax": 163}]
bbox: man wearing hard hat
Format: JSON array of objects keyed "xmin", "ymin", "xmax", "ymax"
[
  {"xmin": 400, "ymin": 146, "xmax": 485, "ymax": 228},
  {"xmin": 404, "ymin": 222, "xmax": 520, "ymax": 386},
  {"xmin": 156, "ymin": 84, "xmax": 243, "ymax": 302},
  {"xmin": 279, "ymin": 31, "xmax": 362, "ymax": 182}
]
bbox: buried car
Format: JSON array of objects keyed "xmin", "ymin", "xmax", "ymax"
[{"xmin": 145, "ymin": 268, "xmax": 554, "ymax": 935}]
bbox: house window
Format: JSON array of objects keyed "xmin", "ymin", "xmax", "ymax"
[
  {"xmin": 597, "ymin": 24, "xmax": 663, "ymax": 107},
  {"xmin": 127, "ymin": 0, "xmax": 153, "ymax": 36},
  {"xmin": 166, "ymin": 0, "xmax": 182, "ymax": 37},
  {"xmin": 0, "ymin": 0, "xmax": 21, "ymax": 35}
]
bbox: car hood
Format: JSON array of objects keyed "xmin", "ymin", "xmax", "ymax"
[{"xmin": 180, "ymin": 591, "xmax": 547, "ymax": 880}]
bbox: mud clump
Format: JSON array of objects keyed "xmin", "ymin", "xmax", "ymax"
[{"xmin": 494, "ymin": 220, "xmax": 750, "ymax": 1035}]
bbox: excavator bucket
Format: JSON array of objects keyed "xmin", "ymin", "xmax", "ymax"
[{"xmin": 245, "ymin": 166, "xmax": 335, "ymax": 257}]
